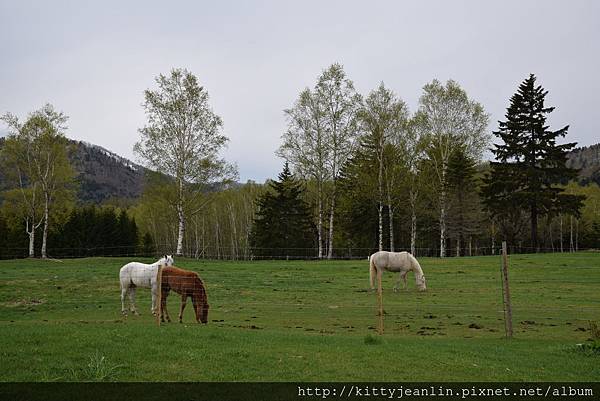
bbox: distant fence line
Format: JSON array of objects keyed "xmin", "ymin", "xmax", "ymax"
[{"xmin": 0, "ymin": 243, "xmax": 592, "ymax": 261}]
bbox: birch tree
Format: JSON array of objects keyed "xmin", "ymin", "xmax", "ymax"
[
  {"xmin": 414, "ymin": 79, "xmax": 489, "ymax": 257},
  {"xmin": 396, "ymin": 118, "xmax": 425, "ymax": 255},
  {"xmin": 278, "ymin": 88, "xmax": 329, "ymax": 258},
  {"xmin": 358, "ymin": 83, "xmax": 409, "ymax": 251},
  {"xmin": 1, "ymin": 105, "xmax": 75, "ymax": 258},
  {"xmin": 315, "ymin": 64, "xmax": 362, "ymax": 259},
  {"xmin": 135, "ymin": 68, "xmax": 237, "ymax": 256}
]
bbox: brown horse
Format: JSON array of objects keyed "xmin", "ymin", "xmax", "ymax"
[{"xmin": 160, "ymin": 266, "xmax": 209, "ymax": 324}]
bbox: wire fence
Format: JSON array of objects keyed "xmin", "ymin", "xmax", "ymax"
[
  {"xmin": 1, "ymin": 250, "xmax": 598, "ymax": 341},
  {"xmin": 0, "ymin": 244, "xmax": 595, "ymax": 260}
]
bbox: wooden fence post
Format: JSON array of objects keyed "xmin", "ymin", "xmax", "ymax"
[
  {"xmin": 501, "ymin": 241, "xmax": 513, "ymax": 338},
  {"xmin": 156, "ymin": 264, "xmax": 163, "ymax": 327}
]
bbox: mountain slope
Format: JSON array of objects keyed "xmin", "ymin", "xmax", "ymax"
[
  {"xmin": 1, "ymin": 138, "xmax": 598, "ymax": 203},
  {"xmin": 566, "ymin": 143, "xmax": 600, "ymax": 186},
  {"xmin": 0, "ymin": 138, "xmax": 151, "ymax": 204},
  {"xmin": 70, "ymin": 141, "xmax": 148, "ymax": 203}
]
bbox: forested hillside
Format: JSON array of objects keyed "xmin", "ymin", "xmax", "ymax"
[{"xmin": 0, "ymin": 138, "xmax": 148, "ymax": 203}]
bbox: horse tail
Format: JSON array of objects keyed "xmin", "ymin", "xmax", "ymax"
[
  {"xmin": 118, "ymin": 265, "xmax": 127, "ymax": 290},
  {"xmin": 369, "ymin": 254, "xmax": 377, "ymax": 290}
]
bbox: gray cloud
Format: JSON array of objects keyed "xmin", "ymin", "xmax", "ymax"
[{"xmin": 1, "ymin": 0, "xmax": 598, "ymax": 182}]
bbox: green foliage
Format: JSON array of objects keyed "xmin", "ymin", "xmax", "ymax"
[
  {"xmin": 445, "ymin": 147, "xmax": 484, "ymax": 255},
  {"xmin": 482, "ymin": 75, "xmax": 585, "ymax": 249},
  {"xmin": 0, "ymin": 104, "xmax": 77, "ymax": 257},
  {"xmin": 363, "ymin": 334, "xmax": 382, "ymax": 345},
  {"xmin": 142, "ymin": 232, "xmax": 156, "ymax": 257},
  {"xmin": 49, "ymin": 206, "xmax": 138, "ymax": 257},
  {"xmin": 250, "ymin": 163, "xmax": 315, "ymax": 258},
  {"xmin": 134, "ymin": 68, "xmax": 237, "ymax": 254},
  {"xmin": 337, "ymin": 133, "xmax": 380, "ymax": 250}
]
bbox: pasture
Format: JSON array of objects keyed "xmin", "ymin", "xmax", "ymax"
[{"xmin": 0, "ymin": 252, "xmax": 598, "ymax": 381}]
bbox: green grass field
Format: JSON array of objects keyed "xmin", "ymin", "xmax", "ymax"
[{"xmin": 0, "ymin": 252, "xmax": 598, "ymax": 381}]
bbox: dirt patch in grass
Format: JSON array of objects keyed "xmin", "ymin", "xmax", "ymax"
[{"xmin": 4, "ymin": 298, "xmax": 46, "ymax": 307}]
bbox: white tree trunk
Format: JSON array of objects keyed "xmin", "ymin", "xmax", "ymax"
[
  {"xmin": 575, "ymin": 218, "xmax": 579, "ymax": 252},
  {"xmin": 409, "ymin": 189, "xmax": 417, "ymax": 256},
  {"xmin": 569, "ymin": 215, "xmax": 574, "ymax": 253},
  {"xmin": 228, "ymin": 202, "xmax": 238, "ymax": 260},
  {"xmin": 317, "ymin": 192, "xmax": 323, "ymax": 259},
  {"xmin": 559, "ymin": 214, "xmax": 563, "ymax": 253},
  {"xmin": 378, "ymin": 201, "xmax": 383, "ymax": 252},
  {"xmin": 388, "ymin": 203, "xmax": 394, "ymax": 252},
  {"xmin": 411, "ymin": 211, "xmax": 417, "ymax": 256},
  {"xmin": 27, "ymin": 225, "xmax": 35, "ymax": 258},
  {"xmin": 439, "ymin": 187, "xmax": 447, "ymax": 258},
  {"xmin": 327, "ymin": 196, "xmax": 335, "ymax": 259},
  {"xmin": 439, "ymin": 164, "xmax": 448, "ymax": 258},
  {"xmin": 175, "ymin": 179, "xmax": 185, "ymax": 256},
  {"xmin": 41, "ymin": 193, "xmax": 49, "ymax": 259}
]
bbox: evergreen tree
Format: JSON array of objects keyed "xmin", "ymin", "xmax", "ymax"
[
  {"xmin": 446, "ymin": 147, "xmax": 482, "ymax": 256},
  {"xmin": 142, "ymin": 232, "xmax": 156, "ymax": 257},
  {"xmin": 337, "ymin": 136, "xmax": 380, "ymax": 251},
  {"xmin": 250, "ymin": 163, "xmax": 315, "ymax": 258},
  {"xmin": 482, "ymin": 74, "xmax": 584, "ymax": 249}
]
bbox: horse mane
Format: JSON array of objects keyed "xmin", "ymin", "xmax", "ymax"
[{"xmin": 409, "ymin": 253, "xmax": 424, "ymax": 276}]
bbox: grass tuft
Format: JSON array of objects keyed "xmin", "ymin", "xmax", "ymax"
[
  {"xmin": 568, "ymin": 342, "xmax": 600, "ymax": 357},
  {"xmin": 364, "ymin": 334, "xmax": 382, "ymax": 345},
  {"xmin": 66, "ymin": 351, "xmax": 125, "ymax": 381},
  {"xmin": 589, "ymin": 321, "xmax": 600, "ymax": 340}
]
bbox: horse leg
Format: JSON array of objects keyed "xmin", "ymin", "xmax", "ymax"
[
  {"xmin": 120, "ymin": 285, "xmax": 128, "ymax": 315},
  {"xmin": 161, "ymin": 289, "xmax": 171, "ymax": 323},
  {"xmin": 393, "ymin": 272, "xmax": 401, "ymax": 293},
  {"xmin": 179, "ymin": 294, "xmax": 187, "ymax": 323},
  {"xmin": 377, "ymin": 269, "xmax": 384, "ymax": 317},
  {"xmin": 129, "ymin": 286, "xmax": 140, "ymax": 315},
  {"xmin": 151, "ymin": 283, "xmax": 157, "ymax": 316},
  {"xmin": 402, "ymin": 272, "xmax": 408, "ymax": 290},
  {"xmin": 191, "ymin": 295, "xmax": 200, "ymax": 323}
]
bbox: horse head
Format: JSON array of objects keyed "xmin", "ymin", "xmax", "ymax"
[
  {"xmin": 162, "ymin": 254, "xmax": 174, "ymax": 267},
  {"xmin": 199, "ymin": 302, "xmax": 210, "ymax": 324},
  {"xmin": 417, "ymin": 274, "xmax": 427, "ymax": 291}
]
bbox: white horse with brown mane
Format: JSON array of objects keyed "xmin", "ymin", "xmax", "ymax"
[
  {"xmin": 369, "ymin": 251, "xmax": 427, "ymax": 292},
  {"xmin": 119, "ymin": 255, "xmax": 174, "ymax": 316}
]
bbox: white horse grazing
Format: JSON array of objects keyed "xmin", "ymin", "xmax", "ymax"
[
  {"xmin": 369, "ymin": 251, "xmax": 427, "ymax": 292},
  {"xmin": 119, "ymin": 255, "xmax": 174, "ymax": 316}
]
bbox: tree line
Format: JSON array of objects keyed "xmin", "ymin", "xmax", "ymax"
[
  {"xmin": 1, "ymin": 66, "xmax": 598, "ymax": 260},
  {"xmin": 0, "ymin": 205, "xmax": 140, "ymax": 258}
]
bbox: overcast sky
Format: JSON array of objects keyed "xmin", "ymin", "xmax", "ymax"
[{"xmin": 1, "ymin": 0, "xmax": 598, "ymax": 182}]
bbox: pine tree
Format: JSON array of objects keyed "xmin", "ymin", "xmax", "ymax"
[
  {"xmin": 337, "ymin": 135, "xmax": 380, "ymax": 251},
  {"xmin": 250, "ymin": 163, "xmax": 315, "ymax": 258},
  {"xmin": 482, "ymin": 74, "xmax": 584, "ymax": 250},
  {"xmin": 446, "ymin": 147, "xmax": 482, "ymax": 256}
]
